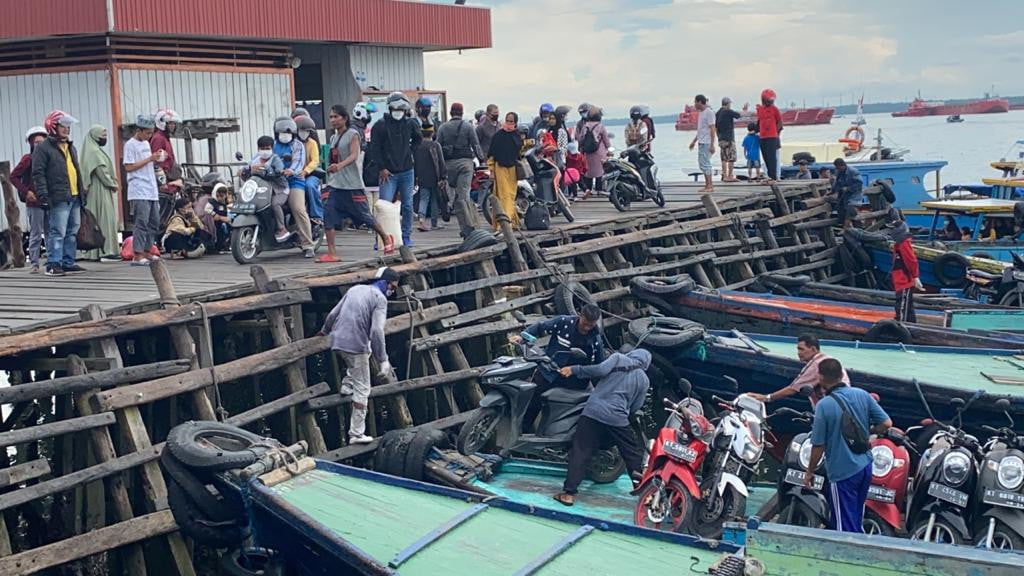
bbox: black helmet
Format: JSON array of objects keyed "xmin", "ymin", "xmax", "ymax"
[
  {"xmin": 578, "ymin": 102, "xmax": 591, "ymax": 117},
  {"xmin": 554, "ymin": 105, "xmax": 572, "ymax": 119},
  {"xmin": 629, "ymin": 105, "xmax": 643, "ymax": 119}
]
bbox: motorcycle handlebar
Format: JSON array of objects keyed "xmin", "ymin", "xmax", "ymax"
[{"xmin": 711, "ymin": 395, "xmax": 731, "ymax": 406}]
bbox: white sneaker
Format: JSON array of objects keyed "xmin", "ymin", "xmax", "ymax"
[
  {"xmin": 339, "ymin": 384, "xmax": 354, "ymax": 396},
  {"xmin": 349, "ymin": 434, "xmax": 374, "ymax": 445}
]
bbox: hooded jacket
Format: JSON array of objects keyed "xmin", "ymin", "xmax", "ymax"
[
  {"xmin": 31, "ymin": 136, "xmax": 85, "ymax": 206},
  {"xmin": 370, "ymin": 115, "xmax": 422, "ymax": 174},
  {"xmin": 572, "ymin": 349, "xmax": 652, "ymax": 428}
]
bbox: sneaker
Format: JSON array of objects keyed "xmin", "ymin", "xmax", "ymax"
[
  {"xmin": 100, "ymin": 255, "xmax": 121, "ymax": 263},
  {"xmin": 348, "ymin": 434, "xmax": 374, "ymax": 445},
  {"xmin": 303, "ymin": 249, "xmax": 315, "ymax": 258},
  {"xmin": 45, "ymin": 265, "xmax": 65, "ymax": 277},
  {"xmin": 29, "ymin": 265, "xmax": 40, "ymax": 274},
  {"xmin": 62, "ymin": 264, "xmax": 87, "ymax": 274},
  {"xmin": 339, "ymin": 383, "xmax": 354, "ymax": 396},
  {"xmin": 275, "ymin": 229, "xmax": 292, "ymax": 242},
  {"xmin": 130, "ymin": 259, "xmax": 151, "ymax": 267}
]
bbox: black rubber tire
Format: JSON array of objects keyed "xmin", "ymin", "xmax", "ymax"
[
  {"xmin": 458, "ymin": 229, "xmax": 498, "ymax": 252},
  {"xmin": 630, "ymin": 289, "xmax": 677, "ymax": 316},
  {"xmin": 933, "ymin": 252, "xmax": 970, "ymax": 288},
  {"xmin": 874, "ymin": 179, "xmax": 897, "ymax": 204},
  {"xmin": 910, "ymin": 519, "xmax": 963, "ymax": 545},
  {"xmin": 977, "ymin": 520, "xmax": 1024, "ymax": 550},
  {"xmin": 456, "ymin": 407, "xmax": 501, "ymax": 456},
  {"xmin": 999, "ymin": 288, "xmax": 1024, "ymax": 308},
  {"xmin": 653, "ymin": 188, "xmax": 666, "ymax": 208},
  {"xmin": 628, "ymin": 316, "xmax": 705, "ymax": 348},
  {"xmin": 781, "ymin": 500, "xmax": 827, "ymax": 529},
  {"xmin": 792, "ymin": 152, "xmax": 816, "ymax": 165},
  {"xmin": 863, "ymin": 510, "xmax": 896, "ymax": 537},
  {"xmin": 556, "ymin": 190, "xmax": 575, "ymax": 223},
  {"xmin": 970, "ymin": 251, "xmax": 993, "ymax": 261},
  {"xmin": 479, "ymin": 190, "xmax": 496, "ymax": 225},
  {"xmin": 694, "ymin": 482, "xmax": 746, "ymax": 540},
  {"xmin": 610, "ymin": 185, "xmax": 630, "ymax": 212},
  {"xmin": 842, "ymin": 230, "xmax": 873, "ymax": 271},
  {"xmin": 167, "ymin": 477, "xmax": 249, "ymax": 549},
  {"xmin": 629, "ymin": 275, "xmax": 696, "ymax": 296},
  {"xmin": 402, "ymin": 429, "xmax": 445, "ymax": 481},
  {"xmin": 585, "ymin": 448, "xmax": 626, "ymax": 484},
  {"xmin": 865, "ymin": 319, "xmax": 912, "ymax": 344},
  {"xmin": 219, "ymin": 548, "xmax": 285, "ymax": 576},
  {"xmin": 554, "ymin": 281, "xmax": 594, "ymax": 316},
  {"xmin": 373, "ymin": 429, "xmax": 417, "ymax": 477},
  {"xmin": 166, "ymin": 421, "xmax": 266, "ymax": 472},
  {"xmin": 1015, "ymin": 201, "xmax": 1024, "ymax": 226},
  {"xmin": 759, "ymin": 280, "xmax": 791, "ymax": 297},
  {"xmin": 160, "ymin": 450, "xmax": 238, "ymax": 523},
  {"xmin": 230, "ymin": 227, "xmax": 258, "ymax": 265}
]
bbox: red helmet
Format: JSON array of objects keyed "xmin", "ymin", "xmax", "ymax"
[
  {"xmin": 761, "ymin": 89, "xmax": 777, "ymax": 101},
  {"xmin": 44, "ymin": 110, "xmax": 78, "ymax": 135}
]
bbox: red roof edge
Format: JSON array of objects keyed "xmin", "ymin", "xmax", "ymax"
[{"xmin": 0, "ymin": 0, "xmax": 109, "ymax": 40}]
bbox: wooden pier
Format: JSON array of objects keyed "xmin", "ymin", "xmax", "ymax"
[{"xmin": 0, "ymin": 178, "xmax": 854, "ymax": 575}]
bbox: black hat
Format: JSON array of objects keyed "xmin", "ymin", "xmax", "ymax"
[{"xmin": 375, "ymin": 267, "xmax": 400, "ymax": 282}]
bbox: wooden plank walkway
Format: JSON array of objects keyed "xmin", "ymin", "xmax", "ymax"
[{"xmin": 0, "ymin": 182, "xmax": 763, "ymax": 332}]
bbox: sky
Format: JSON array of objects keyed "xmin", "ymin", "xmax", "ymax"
[{"xmin": 424, "ymin": 0, "xmax": 1024, "ymax": 118}]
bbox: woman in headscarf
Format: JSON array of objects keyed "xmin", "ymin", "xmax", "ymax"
[
  {"xmin": 487, "ymin": 112, "xmax": 524, "ymax": 230},
  {"xmin": 79, "ymin": 125, "xmax": 121, "ymax": 261},
  {"xmin": 578, "ymin": 106, "xmax": 610, "ymax": 200}
]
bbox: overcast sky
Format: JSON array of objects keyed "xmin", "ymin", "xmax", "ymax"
[{"xmin": 424, "ymin": 0, "xmax": 1024, "ymax": 117}]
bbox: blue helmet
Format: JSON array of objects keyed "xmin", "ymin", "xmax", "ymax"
[{"xmin": 539, "ymin": 103, "xmax": 555, "ymax": 115}]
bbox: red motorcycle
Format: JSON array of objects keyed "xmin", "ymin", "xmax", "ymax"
[
  {"xmin": 864, "ymin": 427, "xmax": 915, "ymax": 536},
  {"xmin": 634, "ymin": 382, "xmax": 714, "ymax": 533}
]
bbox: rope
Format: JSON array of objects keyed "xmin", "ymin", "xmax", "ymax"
[
  {"xmin": 198, "ymin": 302, "xmax": 229, "ymax": 421},
  {"xmin": 404, "ymin": 291, "xmax": 425, "ymax": 381},
  {"xmin": 250, "ymin": 440, "xmax": 303, "ymax": 475}
]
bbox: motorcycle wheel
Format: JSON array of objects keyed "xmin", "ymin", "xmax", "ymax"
[
  {"xmin": 230, "ymin": 227, "xmax": 259, "ymax": 265},
  {"xmin": 480, "ymin": 191, "xmax": 496, "ymax": 225},
  {"xmin": 634, "ymin": 479, "xmax": 695, "ymax": 533},
  {"xmin": 455, "ymin": 407, "xmax": 500, "ymax": 456},
  {"xmin": 999, "ymin": 287, "xmax": 1024, "ymax": 308},
  {"xmin": 585, "ymin": 448, "xmax": 625, "ymax": 484},
  {"xmin": 694, "ymin": 483, "xmax": 747, "ymax": 539},
  {"xmin": 609, "ymin": 186, "xmax": 630, "ymax": 212},
  {"xmin": 910, "ymin": 518, "xmax": 963, "ymax": 545},
  {"xmin": 311, "ymin": 221, "xmax": 325, "ymax": 254},
  {"xmin": 862, "ymin": 510, "xmax": 895, "ymax": 536},
  {"xmin": 978, "ymin": 520, "xmax": 1024, "ymax": 550},
  {"xmin": 780, "ymin": 500, "xmax": 826, "ymax": 529},
  {"xmin": 653, "ymin": 187, "xmax": 666, "ymax": 208}
]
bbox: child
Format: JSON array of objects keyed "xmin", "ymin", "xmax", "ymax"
[
  {"xmin": 247, "ymin": 135, "xmax": 291, "ymax": 242},
  {"xmin": 162, "ymin": 198, "xmax": 207, "ymax": 258},
  {"xmin": 564, "ymin": 141, "xmax": 587, "ymax": 199},
  {"xmin": 741, "ymin": 123, "xmax": 761, "ymax": 179},
  {"xmin": 960, "ymin": 226, "xmax": 973, "ymax": 242},
  {"xmin": 413, "ymin": 123, "xmax": 446, "ymax": 231}
]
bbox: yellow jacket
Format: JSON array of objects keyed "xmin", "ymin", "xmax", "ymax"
[
  {"xmin": 165, "ymin": 212, "xmax": 201, "ymax": 236},
  {"xmin": 302, "ymin": 139, "xmax": 320, "ymax": 177}
]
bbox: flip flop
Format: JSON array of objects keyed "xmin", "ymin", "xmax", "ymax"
[
  {"xmin": 315, "ymin": 255, "xmax": 341, "ymax": 264},
  {"xmin": 552, "ymin": 493, "xmax": 574, "ymax": 507},
  {"xmin": 383, "ymin": 235, "xmax": 396, "ymax": 255}
]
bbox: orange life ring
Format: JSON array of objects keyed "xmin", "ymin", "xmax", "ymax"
[
  {"xmin": 843, "ymin": 126, "xmax": 865, "ymax": 143},
  {"xmin": 839, "ymin": 138, "xmax": 862, "ymax": 152}
]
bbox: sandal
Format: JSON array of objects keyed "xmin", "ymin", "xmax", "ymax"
[
  {"xmin": 552, "ymin": 493, "xmax": 575, "ymax": 507},
  {"xmin": 315, "ymin": 254, "xmax": 341, "ymax": 264}
]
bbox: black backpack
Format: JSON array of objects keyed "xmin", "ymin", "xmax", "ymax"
[
  {"xmin": 580, "ymin": 125, "xmax": 599, "ymax": 154},
  {"xmin": 524, "ymin": 201, "xmax": 550, "ymax": 230},
  {"xmin": 832, "ymin": 392, "xmax": 871, "ymax": 454}
]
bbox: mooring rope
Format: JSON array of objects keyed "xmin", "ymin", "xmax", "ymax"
[{"xmin": 197, "ymin": 302, "xmax": 229, "ymax": 421}]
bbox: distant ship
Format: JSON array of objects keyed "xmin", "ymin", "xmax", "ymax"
[
  {"xmin": 1010, "ymin": 103, "xmax": 1024, "ymax": 111},
  {"xmin": 674, "ymin": 104, "xmax": 834, "ymax": 131},
  {"xmin": 891, "ymin": 96, "xmax": 1009, "ymax": 117}
]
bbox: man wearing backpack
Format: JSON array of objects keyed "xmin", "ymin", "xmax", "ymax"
[
  {"xmin": 436, "ymin": 102, "xmax": 483, "ymax": 238},
  {"xmin": 805, "ymin": 359, "xmax": 891, "ymax": 533}
]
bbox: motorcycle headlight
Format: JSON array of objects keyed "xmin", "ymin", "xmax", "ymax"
[
  {"xmin": 741, "ymin": 442, "xmax": 763, "ymax": 464},
  {"xmin": 872, "ymin": 445, "xmax": 895, "ymax": 478},
  {"xmin": 997, "ymin": 455, "xmax": 1024, "ymax": 490},
  {"xmin": 798, "ymin": 439, "xmax": 813, "ymax": 470},
  {"xmin": 239, "ymin": 180, "xmax": 258, "ymax": 203},
  {"xmin": 942, "ymin": 452, "xmax": 972, "ymax": 486}
]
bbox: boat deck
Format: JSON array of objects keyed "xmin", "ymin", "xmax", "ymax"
[{"xmin": 0, "ymin": 181, "xmax": 764, "ymax": 333}]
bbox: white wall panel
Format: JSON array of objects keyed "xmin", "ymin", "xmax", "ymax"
[{"xmin": 349, "ymin": 45, "xmax": 425, "ymax": 91}]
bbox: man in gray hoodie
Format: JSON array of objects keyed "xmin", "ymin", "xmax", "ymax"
[
  {"xmin": 553, "ymin": 347, "xmax": 651, "ymax": 506},
  {"xmin": 320, "ymin": 267, "xmax": 400, "ymax": 444}
]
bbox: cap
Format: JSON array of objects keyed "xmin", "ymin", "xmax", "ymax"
[
  {"xmin": 450, "ymin": 102, "xmax": 464, "ymax": 115},
  {"xmin": 375, "ymin": 267, "xmax": 400, "ymax": 282},
  {"xmin": 722, "ymin": 97, "xmax": 732, "ymax": 105},
  {"xmin": 798, "ymin": 159, "xmax": 808, "ymax": 166},
  {"xmin": 136, "ymin": 114, "xmax": 156, "ymax": 129}
]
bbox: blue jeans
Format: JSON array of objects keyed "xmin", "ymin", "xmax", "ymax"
[
  {"xmin": 305, "ymin": 175, "xmax": 323, "ymax": 220},
  {"xmin": 417, "ymin": 186, "xmax": 438, "ymax": 227},
  {"xmin": 378, "ymin": 168, "xmax": 415, "ymax": 242},
  {"xmin": 46, "ymin": 197, "xmax": 81, "ymax": 268}
]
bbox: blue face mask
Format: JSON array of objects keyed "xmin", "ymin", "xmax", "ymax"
[{"xmin": 373, "ymin": 279, "xmax": 393, "ymax": 297}]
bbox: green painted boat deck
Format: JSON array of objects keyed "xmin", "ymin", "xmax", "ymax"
[
  {"xmin": 269, "ymin": 468, "xmax": 726, "ymax": 575},
  {"xmin": 946, "ymin": 309, "xmax": 1024, "ymax": 332},
  {"xmin": 471, "ymin": 459, "xmax": 774, "ymax": 527},
  {"xmin": 751, "ymin": 338, "xmax": 1024, "ymax": 394}
]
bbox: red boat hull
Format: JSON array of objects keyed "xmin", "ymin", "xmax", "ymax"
[
  {"xmin": 892, "ymin": 97, "xmax": 1009, "ymax": 117},
  {"xmin": 674, "ymin": 106, "xmax": 834, "ymax": 131}
]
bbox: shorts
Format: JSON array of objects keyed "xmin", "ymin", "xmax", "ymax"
[
  {"xmin": 698, "ymin": 143, "xmax": 713, "ymax": 175},
  {"xmin": 720, "ymin": 140, "xmax": 737, "ymax": 163},
  {"xmin": 324, "ymin": 186, "xmax": 375, "ymax": 230},
  {"xmin": 747, "ymin": 158, "xmax": 761, "ymax": 169}
]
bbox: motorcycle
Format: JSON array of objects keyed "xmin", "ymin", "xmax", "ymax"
[
  {"xmin": 864, "ymin": 427, "xmax": 915, "ymax": 536},
  {"xmin": 478, "ymin": 150, "xmax": 574, "ymax": 226},
  {"xmin": 454, "ymin": 333, "xmax": 626, "ymax": 483},
  {"xmin": 693, "ymin": 384, "xmax": 771, "ymax": 539},
  {"xmin": 633, "ymin": 379, "xmax": 714, "ymax": 532},
  {"xmin": 774, "ymin": 406, "xmax": 830, "ymax": 529},
  {"xmin": 976, "ymin": 397, "xmax": 1024, "ymax": 550},
  {"xmin": 603, "ymin": 145, "xmax": 665, "ymax": 212},
  {"xmin": 476, "ymin": 169, "xmax": 532, "ymax": 227},
  {"xmin": 229, "ymin": 160, "xmax": 324, "ymax": 264},
  {"xmin": 963, "ymin": 252, "xmax": 1024, "ymax": 307},
  {"xmin": 906, "ymin": 385, "xmax": 985, "ymax": 545}
]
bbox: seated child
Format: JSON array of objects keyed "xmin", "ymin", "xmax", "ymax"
[
  {"xmin": 162, "ymin": 198, "xmax": 208, "ymax": 258},
  {"xmin": 246, "ymin": 135, "xmax": 291, "ymax": 242}
]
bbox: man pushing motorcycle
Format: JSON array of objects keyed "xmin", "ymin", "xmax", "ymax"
[{"xmin": 552, "ymin": 346, "xmax": 651, "ymax": 506}]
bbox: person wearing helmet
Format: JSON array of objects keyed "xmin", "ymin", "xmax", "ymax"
[
  {"xmin": 122, "ymin": 114, "xmax": 165, "ymax": 267},
  {"xmin": 415, "ymin": 96, "xmax": 435, "ymax": 135},
  {"xmin": 437, "ymin": 102, "xmax": 485, "ymax": 238},
  {"xmin": 32, "ymin": 110, "xmax": 86, "ymax": 276},
  {"xmin": 716, "ymin": 97, "xmax": 742, "ymax": 183},
  {"xmin": 370, "ymin": 92, "xmax": 422, "ymax": 245},
  {"xmin": 78, "ymin": 124, "xmax": 121, "ymax": 262},
  {"xmin": 756, "ymin": 89, "xmax": 783, "ymax": 181},
  {"xmin": 12, "ymin": 126, "xmax": 49, "ymax": 272},
  {"xmin": 294, "ymin": 115, "xmax": 324, "ymax": 225},
  {"xmin": 529, "ymin": 103, "xmax": 555, "ymax": 141},
  {"xmin": 292, "ymin": 106, "xmax": 310, "ymax": 119},
  {"xmin": 473, "ymin": 109, "xmax": 485, "ymax": 124},
  {"xmin": 688, "ymin": 94, "xmax": 717, "ymax": 193},
  {"xmin": 273, "ymin": 116, "xmax": 316, "ymax": 257},
  {"xmin": 575, "ymin": 103, "xmax": 591, "ymax": 140},
  {"xmin": 624, "ymin": 105, "xmax": 650, "ymax": 153},
  {"xmin": 151, "ymin": 109, "xmax": 181, "ymax": 175},
  {"xmin": 351, "ymin": 102, "xmax": 374, "ymax": 147},
  {"xmin": 486, "ymin": 112, "xmax": 524, "ymax": 230},
  {"xmin": 475, "ymin": 104, "xmax": 500, "ymax": 155}
]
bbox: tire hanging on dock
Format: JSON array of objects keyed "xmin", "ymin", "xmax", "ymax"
[
  {"xmin": 554, "ymin": 281, "xmax": 595, "ymax": 316},
  {"xmin": 932, "ymin": 252, "xmax": 969, "ymax": 288},
  {"xmin": 864, "ymin": 319, "xmax": 912, "ymax": 344}
]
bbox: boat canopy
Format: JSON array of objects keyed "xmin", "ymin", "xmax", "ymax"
[{"xmin": 920, "ymin": 198, "xmax": 1019, "ymax": 214}]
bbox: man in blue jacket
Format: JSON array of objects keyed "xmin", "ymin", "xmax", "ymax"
[{"xmin": 553, "ymin": 347, "xmax": 651, "ymax": 506}]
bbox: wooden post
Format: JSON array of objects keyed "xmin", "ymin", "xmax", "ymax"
[
  {"xmin": 701, "ymin": 195, "xmax": 755, "ymax": 281},
  {"xmin": 1, "ymin": 161, "xmax": 26, "ymax": 268},
  {"xmin": 250, "ymin": 266, "xmax": 329, "ymax": 454}
]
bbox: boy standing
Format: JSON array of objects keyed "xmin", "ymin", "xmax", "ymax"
[
  {"xmin": 742, "ymin": 123, "xmax": 761, "ymax": 179},
  {"xmin": 123, "ymin": 114, "xmax": 165, "ymax": 267},
  {"xmin": 414, "ymin": 122, "xmax": 447, "ymax": 231}
]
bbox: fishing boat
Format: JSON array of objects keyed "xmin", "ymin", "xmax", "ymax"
[
  {"xmin": 780, "ymin": 127, "xmax": 908, "ymax": 166},
  {"xmin": 674, "ymin": 104, "xmax": 834, "ymax": 131},
  {"xmin": 946, "ymin": 114, "xmax": 964, "ymax": 123},
  {"xmin": 852, "ymin": 95, "xmax": 867, "ymax": 126},
  {"xmin": 918, "ymin": 198, "xmax": 1024, "ymax": 262},
  {"xmin": 892, "ymin": 96, "xmax": 1009, "ymax": 117},
  {"xmin": 941, "ymin": 140, "xmax": 1024, "ymax": 202}
]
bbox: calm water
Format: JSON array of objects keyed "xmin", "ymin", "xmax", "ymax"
[{"xmin": 647, "ymin": 110, "xmax": 1024, "ymax": 186}]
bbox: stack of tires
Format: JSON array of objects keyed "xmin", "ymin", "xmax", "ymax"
[
  {"xmin": 627, "ymin": 315, "xmax": 705, "ymax": 349},
  {"xmin": 374, "ymin": 428, "xmax": 447, "ymax": 482},
  {"xmin": 838, "ymin": 228, "xmax": 887, "ymax": 287}
]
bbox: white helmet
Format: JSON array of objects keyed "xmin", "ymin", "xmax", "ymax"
[
  {"xmin": 353, "ymin": 102, "xmax": 371, "ymax": 122},
  {"xmin": 25, "ymin": 126, "xmax": 47, "ymax": 142},
  {"xmin": 155, "ymin": 109, "xmax": 182, "ymax": 131},
  {"xmin": 386, "ymin": 91, "xmax": 411, "ymax": 112}
]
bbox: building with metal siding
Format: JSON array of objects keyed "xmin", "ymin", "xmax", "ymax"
[{"xmin": 349, "ymin": 46, "xmax": 426, "ymax": 92}]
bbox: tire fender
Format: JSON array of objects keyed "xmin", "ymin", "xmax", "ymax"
[
  {"xmin": 789, "ymin": 488, "xmax": 829, "ymax": 524},
  {"xmin": 717, "ymin": 472, "xmax": 749, "ymax": 498},
  {"xmin": 478, "ymin": 391, "xmax": 508, "ymax": 409},
  {"xmin": 230, "ymin": 215, "xmax": 260, "ymax": 228},
  {"xmin": 656, "ymin": 463, "xmax": 701, "ymax": 500},
  {"xmin": 983, "ymin": 508, "xmax": 1024, "ymax": 543},
  {"xmin": 933, "ymin": 252, "xmax": 970, "ymax": 288},
  {"xmin": 921, "ymin": 502, "xmax": 972, "ymax": 540}
]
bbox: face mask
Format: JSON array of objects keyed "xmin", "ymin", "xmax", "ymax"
[
  {"xmin": 503, "ymin": 122, "xmax": 517, "ymax": 132},
  {"xmin": 258, "ymin": 150, "xmax": 273, "ymax": 160},
  {"xmin": 298, "ymin": 130, "xmax": 310, "ymax": 140},
  {"xmin": 390, "ymin": 110, "xmax": 405, "ymax": 120},
  {"xmin": 490, "ymin": 114, "xmax": 499, "ymax": 122},
  {"xmin": 97, "ymin": 138, "xmax": 108, "ymax": 147},
  {"xmin": 278, "ymin": 133, "xmax": 293, "ymax": 144}
]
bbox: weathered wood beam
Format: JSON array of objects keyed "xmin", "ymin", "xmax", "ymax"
[
  {"xmin": 0, "ymin": 360, "xmax": 191, "ymax": 405},
  {"xmin": 225, "ymin": 382, "xmax": 332, "ymax": 427},
  {"xmin": 0, "ymin": 459, "xmax": 50, "ymax": 489},
  {"xmin": 413, "ymin": 267, "xmax": 567, "ymax": 300},
  {"xmin": 306, "ymin": 368, "xmax": 484, "ymax": 411},
  {"xmin": 410, "ymin": 319, "xmax": 524, "ymax": 352},
  {"xmin": 0, "ymin": 413, "xmax": 115, "ymax": 448},
  {"xmin": 712, "ymin": 242, "xmax": 825, "ymax": 266},
  {"xmin": 767, "ymin": 202, "xmax": 833, "ymax": 227},
  {"xmin": 566, "ymin": 252, "xmax": 716, "ymax": 282},
  {"xmin": 299, "ymin": 243, "xmax": 508, "ymax": 289},
  {"xmin": 647, "ymin": 237, "xmax": 763, "ymax": 257},
  {"xmin": 440, "ymin": 290, "xmax": 554, "ymax": 329}
]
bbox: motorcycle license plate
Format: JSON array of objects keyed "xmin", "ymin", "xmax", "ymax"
[
  {"xmin": 983, "ymin": 488, "xmax": 1024, "ymax": 510},
  {"xmin": 785, "ymin": 468, "xmax": 823, "ymax": 490},
  {"xmin": 663, "ymin": 441, "xmax": 697, "ymax": 463},
  {"xmin": 605, "ymin": 170, "xmax": 620, "ymax": 179},
  {"xmin": 868, "ymin": 485, "xmax": 896, "ymax": 503},
  {"xmin": 927, "ymin": 482, "xmax": 968, "ymax": 507}
]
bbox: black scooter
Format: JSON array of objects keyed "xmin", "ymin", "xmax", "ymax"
[
  {"xmin": 976, "ymin": 398, "xmax": 1024, "ymax": 550},
  {"xmin": 603, "ymin": 145, "xmax": 665, "ymax": 212},
  {"xmin": 964, "ymin": 252, "xmax": 1024, "ymax": 308},
  {"xmin": 774, "ymin": 405, "xmax": 830, "ymax": 528},
  {"xmin": 455, "ymin": 333, "xmax": 625, "ymax": 483}
]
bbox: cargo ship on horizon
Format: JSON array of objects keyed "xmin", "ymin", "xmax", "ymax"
[
  {"xmin": 674, "ymin": 104, "xmax": 833, "ymax": 131},
  {"xmin": 891, "ymin": 96, "xmax": 1009, "ymax": 117}
]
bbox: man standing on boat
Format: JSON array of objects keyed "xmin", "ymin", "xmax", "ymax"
[
  {"xmin": 887, "ymin": 219, "xmax": 921, "ymax": 323},
  {"xmin": 830, "ymin": 159, "xmax": 863, "ymax": 222},
  {"xmin": 805, "ymin": 358, "xmax": 891, "ymax": 533},
  {"xmin": 552, "ymin": 346, "xmax": 650, "ymax": 506},
  {"xmin": 749, "ymin": 334, "xmax": 848, "ymax": 407},
  {"xmin": 321, "ymin": 267, "xmax": 401, "ymax": 445}
]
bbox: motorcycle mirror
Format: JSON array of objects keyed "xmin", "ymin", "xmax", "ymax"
[
  {"xmin": 722, "ymin": 375, "xmax": 739, "ymax": 391},
  {"xmin": 234, "ymin": 151, "xmax": 244, "ymax": 161},
  {"xmin": 568, "ymin": 347, "xmax": 588, "ymax": 360},
  {"xmin": 799, "ymin": 386, "xmax": 814, "ymax": 398},
  {"xmin": 677, "ymin": 378, "xmax": 692, "ymax": 397},
  {"xmin": 995, "ymin": 398, "xmax": 1011, "ymax": 410}
]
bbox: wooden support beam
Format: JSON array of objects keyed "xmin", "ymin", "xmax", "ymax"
[
  {"xmin": 767, "ymin": 203, "xmax": 833, "ymax": 227},
  {"xmin": 307, "ymin": 368, "xmax": 484, "ymax": 411},
  {"xmin": 226, "ymin": 382, "xmax": 332, "ymax": 427},
  {"xmin": 440, "ymin": 290, "xmax": 554, "ymax": 329},
  {"xmin": 0, "ymin": 459, "xmax": 50, "ymax": 489},
  {"xmin": 0, "ymin": 359, "xmax": 191, "ymax": 405},
  {"xmin": 0, "ymin": 413, "xmax": 115, "ymax": 448},
  {"xmin": 712, "ymin": 242, "xmax": 825, "ymax": 266},
  {"xmin": 701, "ymin": 194, "xmax": 755, "ymax": 281},
  {"xmin": 300, "ymin": 243, "xmax": 508, "ymax": 289},
  {"xmin": 566, "ymin": 252, "xmax": 716, "ymax": 283},
  {"xmin": 411, "ymin": 319, "xmax": 524, "ymax": 352},
  {"xmin": 647, "ymin": 237, "xmax": 763, "ymax": 257},
  {"xmin": 413, "ymin": 267, "xmax": 568, "ymax": 300}
]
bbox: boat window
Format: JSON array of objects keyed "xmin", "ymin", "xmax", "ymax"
[{"xmin": 911, "ymin": 176, "xmax": 921, "ymax": 184}]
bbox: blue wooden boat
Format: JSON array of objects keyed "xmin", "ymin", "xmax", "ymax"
[{"xmin": 916, "ymin": 198, "xmax": 1024, "ymax": 263}]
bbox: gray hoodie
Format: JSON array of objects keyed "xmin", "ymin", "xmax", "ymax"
[
  {"xmin": 572, "ymin": 349, "xmax": 652, "ymax": 428},
  {"xmin": 321, "ymin": 284, "xmax": 388, "ymax": 363}
]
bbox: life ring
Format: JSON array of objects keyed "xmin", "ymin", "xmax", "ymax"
[
  {"xmin": 844, "ymin": 126, "xmax": 866, "ymax": 144},
  {"xmin": 839, "ymin": 138, "xmax": 862, "ymax": 152}
]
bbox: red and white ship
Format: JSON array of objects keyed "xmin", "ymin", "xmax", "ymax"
[
  {"xmin": 891, "ymin": 97, "xmax": 1009, "ymax": 117},
  {"xmin": 674, "ymin": 105, "xmax": 834, "ymax": 131}
]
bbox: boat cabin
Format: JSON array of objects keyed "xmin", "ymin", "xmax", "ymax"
[{"xmin": 921, "ymin": 198, "xmax": 1023, "ymax": 262}]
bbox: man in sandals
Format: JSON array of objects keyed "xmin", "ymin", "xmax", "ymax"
[{"xmin": 552, "ymin": 346, "xmax": 650, "ymax": 506}]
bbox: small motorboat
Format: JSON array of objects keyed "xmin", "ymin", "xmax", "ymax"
[{"xmin": 947, "ymin": 114, "xmax": 964, "ymax": 123}]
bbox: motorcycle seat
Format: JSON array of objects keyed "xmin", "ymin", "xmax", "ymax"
[
  {"xmin": 542, "ymin": 387, "xmax": 590, "ymax": 405},
  {"xmin": 967, "ymin": 268, "xmax": 1000, "ymax": 280}
]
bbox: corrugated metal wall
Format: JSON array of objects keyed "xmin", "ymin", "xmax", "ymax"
[
  {"xmin": 349, "ymin": 46, "xmax": 425, "ymax": 92},
  {"xmin": 0, "ymin": 0, "xmax": 107, "ymax": 40},
  {"xmin": 0, "ymin": 69, "xmax": 112, "ymax": 230},
  {"xmin": 117, "ymin": 68, "xmax": 292, "ymax": 167}
]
